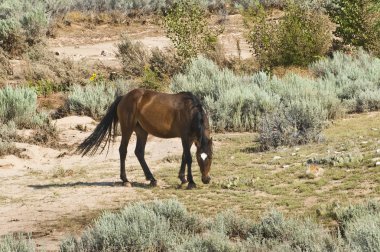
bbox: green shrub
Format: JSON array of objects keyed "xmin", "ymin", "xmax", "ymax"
[
  {"xmin": 177, "ymin": 233, "xmax": 240, "ymax": 252},
  {"xmin": 0, "ymin": 86, "xmax": 47, "ymax": 128},
  {"xmin": 66, "ymin": 82, "xmax": 118, "ymax": 119},
  {"xmin": 247, "ymin": 2, "xmax": 331, "ymax": 70},
  {"xmin": 60, "ymin": 199, "xmax": 200, "ymax": 252},
  {"xmin": 0, "ymin": 234, "xmax": 35, "ymax": 252},
  {"xmin": 0, "ymin": 0, "xmax": 49, "ymax": 56},
  {"xmin": 327, "ymin": 0, "xmax": 380, "ymax": 55},
  {"xmin": 249, "ymin": 210, "xmax": 336, "ymax": 251},
  {"xmin": 345, "ymin": 213, "xmax": 380, "ymax": 251},
  {"xmin": 172, "ymin": 57, "xmax": 279, "ymax": 131},
  {"xmin": 210, "ymin": 211, "xmax": 252, "ymax": 239},
  {"xmin": 331, "ymin": 201, "xmax": 380, "ymax": 236},
  {"xmin": 163, "ymin": 0, "xmax": 222, "ymax": 61},
  {"xmin": 311, "ymin": 50, "xmax": 380, "ymax": 113}
]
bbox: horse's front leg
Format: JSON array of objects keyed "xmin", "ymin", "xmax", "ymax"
[
  {"xmin": 182, "ymin": 139, "xmax": 196, "ymax": 189},
  {"xmin": 178, "ymin": 153, "xmax": 187, "ymax": 184}
]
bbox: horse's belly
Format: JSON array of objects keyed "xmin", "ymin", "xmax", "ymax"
[{"xmin": 137, "ymin": 118, "xmax": 181, "ymax": 139}]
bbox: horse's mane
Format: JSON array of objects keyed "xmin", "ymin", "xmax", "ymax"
[{"xmin": 179, "ymin": 92, "xmax": 208, "ymax": 148}]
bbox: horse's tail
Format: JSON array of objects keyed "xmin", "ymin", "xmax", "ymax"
[{"xmin": 76, "ymin": 96, "xmax": 123, "ymax": 156}]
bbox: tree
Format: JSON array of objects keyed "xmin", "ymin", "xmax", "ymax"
[{"xmin": 163, "ymin": 0, "xmax": 221, "ymax": 61}]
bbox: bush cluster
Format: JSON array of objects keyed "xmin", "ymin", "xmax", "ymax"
[
  {"xmin": 327, "ymin": 0, "xmax": 380, "ymax": 56},
  {"xmin": 0, "ymin": 86, "xmax": 47, "ymax": 128},
  {"xmin": 0, "ymin": 0, "xmax": 49, "ymax": 56},
  {"xmin": 310, "ymin": 49, "xmax": 380, "ymax": 113},
  {"xmin": 172, "ymin": 49, "xmax": 379, "ymax": 149},
  {"xmin": 58, "ymin": 199, "xmax": 380, "ymax": 252},
  {"xmin": 4, "ymin": 199, "xmax": 377, "ymax": 252},
  {"xmin": 65, "ymin": 79, "xmax": 135, "ymax": 119},
  {"xmin": 247, "ymin": 2, "xmax": 332, "ymax": 70},
  {"xmin": 116, "ymin": 35, "xmax": 184, "ymax": 90}
]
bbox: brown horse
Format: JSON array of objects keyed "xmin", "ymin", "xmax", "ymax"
[{"xmin": 77, "ymin": 88, "xmax": 213, "ymax": 189}]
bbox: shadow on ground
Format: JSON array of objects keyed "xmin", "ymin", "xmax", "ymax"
[{"xmin": 28, "ymin": 181, "xmax": 154, "ymax": 189}]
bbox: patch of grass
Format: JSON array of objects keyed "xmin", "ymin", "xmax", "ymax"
[{"xmin": 148, "ymin": 112, "xmax": 380, "ymax": 221}]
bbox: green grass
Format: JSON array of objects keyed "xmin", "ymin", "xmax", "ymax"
[{"xmin": 147, "ymin": 112, "xmax": 380, "ymax": 220}]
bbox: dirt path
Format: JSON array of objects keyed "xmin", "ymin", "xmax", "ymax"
[
  {"xmin": 48, "ymin": 14, "xmax": 252, "ymax": 68},
  {"xmin": 0, "ymin": 116, "xmax": 184, "ymax": 251}
]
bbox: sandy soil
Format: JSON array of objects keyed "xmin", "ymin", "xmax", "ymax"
[
  {"xmin": 49, "ymin": 14, "xmax": 252, "ymax": 69},
  {"xmin": 0, "ymin": 14, "xmax": 249, "ymax": 251},
  {"xmin": 0, "ymin": 116, "xmax": 187, "ymax": 251}
]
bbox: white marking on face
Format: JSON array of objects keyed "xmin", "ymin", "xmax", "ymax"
[{"xmin": 201, "ymin": 153, "xmax": 208, "ymax": 161}]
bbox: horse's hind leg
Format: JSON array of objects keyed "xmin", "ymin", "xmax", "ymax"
[
  {"xmin": 119, "ymin": 117, "xmax": 135, "ymax": 186},
  {"xmin": 134, "ymin": 125, "xmax": 157, "ymax": 186}
]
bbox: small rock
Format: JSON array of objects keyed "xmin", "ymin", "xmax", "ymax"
[
  {"xmin": 101, "ymin": 50, "xmax": 107, "ymax": 56},
  {"xmin": 371, "ymin": 128, "xmax": 378, "ymax": 131},
  {"xmin": 230, "ymin": 156, "xmax": 235, "ymax": 160},
  {"xmin": 273, "ymin": 156, "xmax": 281, "ymax": 160},
  {"xmin": 291, "ymin": 153, "xmax": 296, "ymax": 156},
  {"xmin": 376, "ymin": 161, "xmax": 380, "ymax": 167},
  {"xmin": 282, "ymin": 165, "xmax": 290, "ymax": 169},
  {"xmin": 295, "ymin": 147, "xmax": 300, "ymax": 151},
  {"xmin": 55, "ymin": 51, "xmax": 60, "ymax": 56},
  {"xmin": 376, "ymin": 149, "xmax": 380, "ymax": 154},
  {"xmin": 361, "ymin": 141, "xmax": 368, "ymax": 144}
]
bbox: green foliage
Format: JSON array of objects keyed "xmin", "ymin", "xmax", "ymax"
[
  {"xmin": 1, "ymin": 199, "xmax": 378, "ymax": 251},
  {"xmin": 60, "ymin": 199, "xmax": 198, "ymax": 252},
  {"xmin": 172, "ymin": 56, "xmax": 338, "ymax": 146},
  {"xmin": 311, "ymin": 49, "xmax": 380, "ymax": 113},
  {"xmin": 327, "ymin": 0, "xmax": 380, "ymax": 55},
  {"xmin": 249, "ymin": 210, "xmax": 336, "ymax": 251},
  {"xmin": 247, "ymin": 2, "xmax": 331, "ymax": 70},
  {"xmin": 177, "ymin": 233, "xmax": 240, "ymax": 252},
  {"xmin": 0, "ymin": 235, "xmax": 35, "ymax": 252},
  {"xmin": 66, "ymin": 82, "xmax": 118, "ymax": 119},
  {"xmin": 0, "ymin": 0, "xmax": 49, "ymax": 56},
  {"xmin": 210, "ymin": 211, "xmax": 252, "ymax": 239},
  {"xmin": 345, "ymin": 213, "xmax": 380, "ymax": 251},
  {"xmin": 28, "ymin": 80, "xmax": 61, "ymax": 97},
  {"xmin": 66, "ymin": 80, "xmax": 134, "ymax": 119},
  {"xmin": 163, "ymin": 0, "xmax": 222, "ymax": 61},
  {"xmin": 0, "ymin": 86, "xmax": 47, "ymax": 128}
]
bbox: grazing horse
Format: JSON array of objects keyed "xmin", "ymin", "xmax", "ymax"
[{"xmin": 77, "ymin": 88, "xmax": 213, "ymax": 189}]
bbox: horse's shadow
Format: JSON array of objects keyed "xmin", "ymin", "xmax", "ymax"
[{"xmin": 28, "ymin": 181, "xmax": 153, "ymax": 189}]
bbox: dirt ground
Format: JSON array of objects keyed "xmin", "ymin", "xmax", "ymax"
[
  {"xmin": 48, "ymin": 14, "xmax": 252, "ymax": 69},
  {"xmin": 0, "ymin": 116, "xmax": 187, "ymax": 250},
  {"xmin": 0, "ymin": 14, "xmax": 250, "ymax": 251}
]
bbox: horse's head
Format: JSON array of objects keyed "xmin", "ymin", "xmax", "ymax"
[{"xmin": 195, "ymin": 137, "xmax": 213, "ymax": 184}]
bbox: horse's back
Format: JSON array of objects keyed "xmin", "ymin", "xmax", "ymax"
[{"xmin": 119, "ymin": 89, "xmax": 194, "ymax": 138}]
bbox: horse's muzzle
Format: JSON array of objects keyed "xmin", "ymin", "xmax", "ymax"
[{"xmin": 202, "ymin": 176, "xmax": 211, "ymax": 184}]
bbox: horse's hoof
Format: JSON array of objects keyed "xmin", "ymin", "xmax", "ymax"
[
  {"xmin": 150, "ymin": 180, "xmax": 158, "ymax": 187},
  {"xmin": 180, "ymin": 178, "xmax": 188, "ymax": 184},
  {"xmin": 186, "ymin": 183, "xmax": 196, "ymax": 190},
  {"xmin": 122, "ymin": 181, "xmax": 132, "ymax": 187}
]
